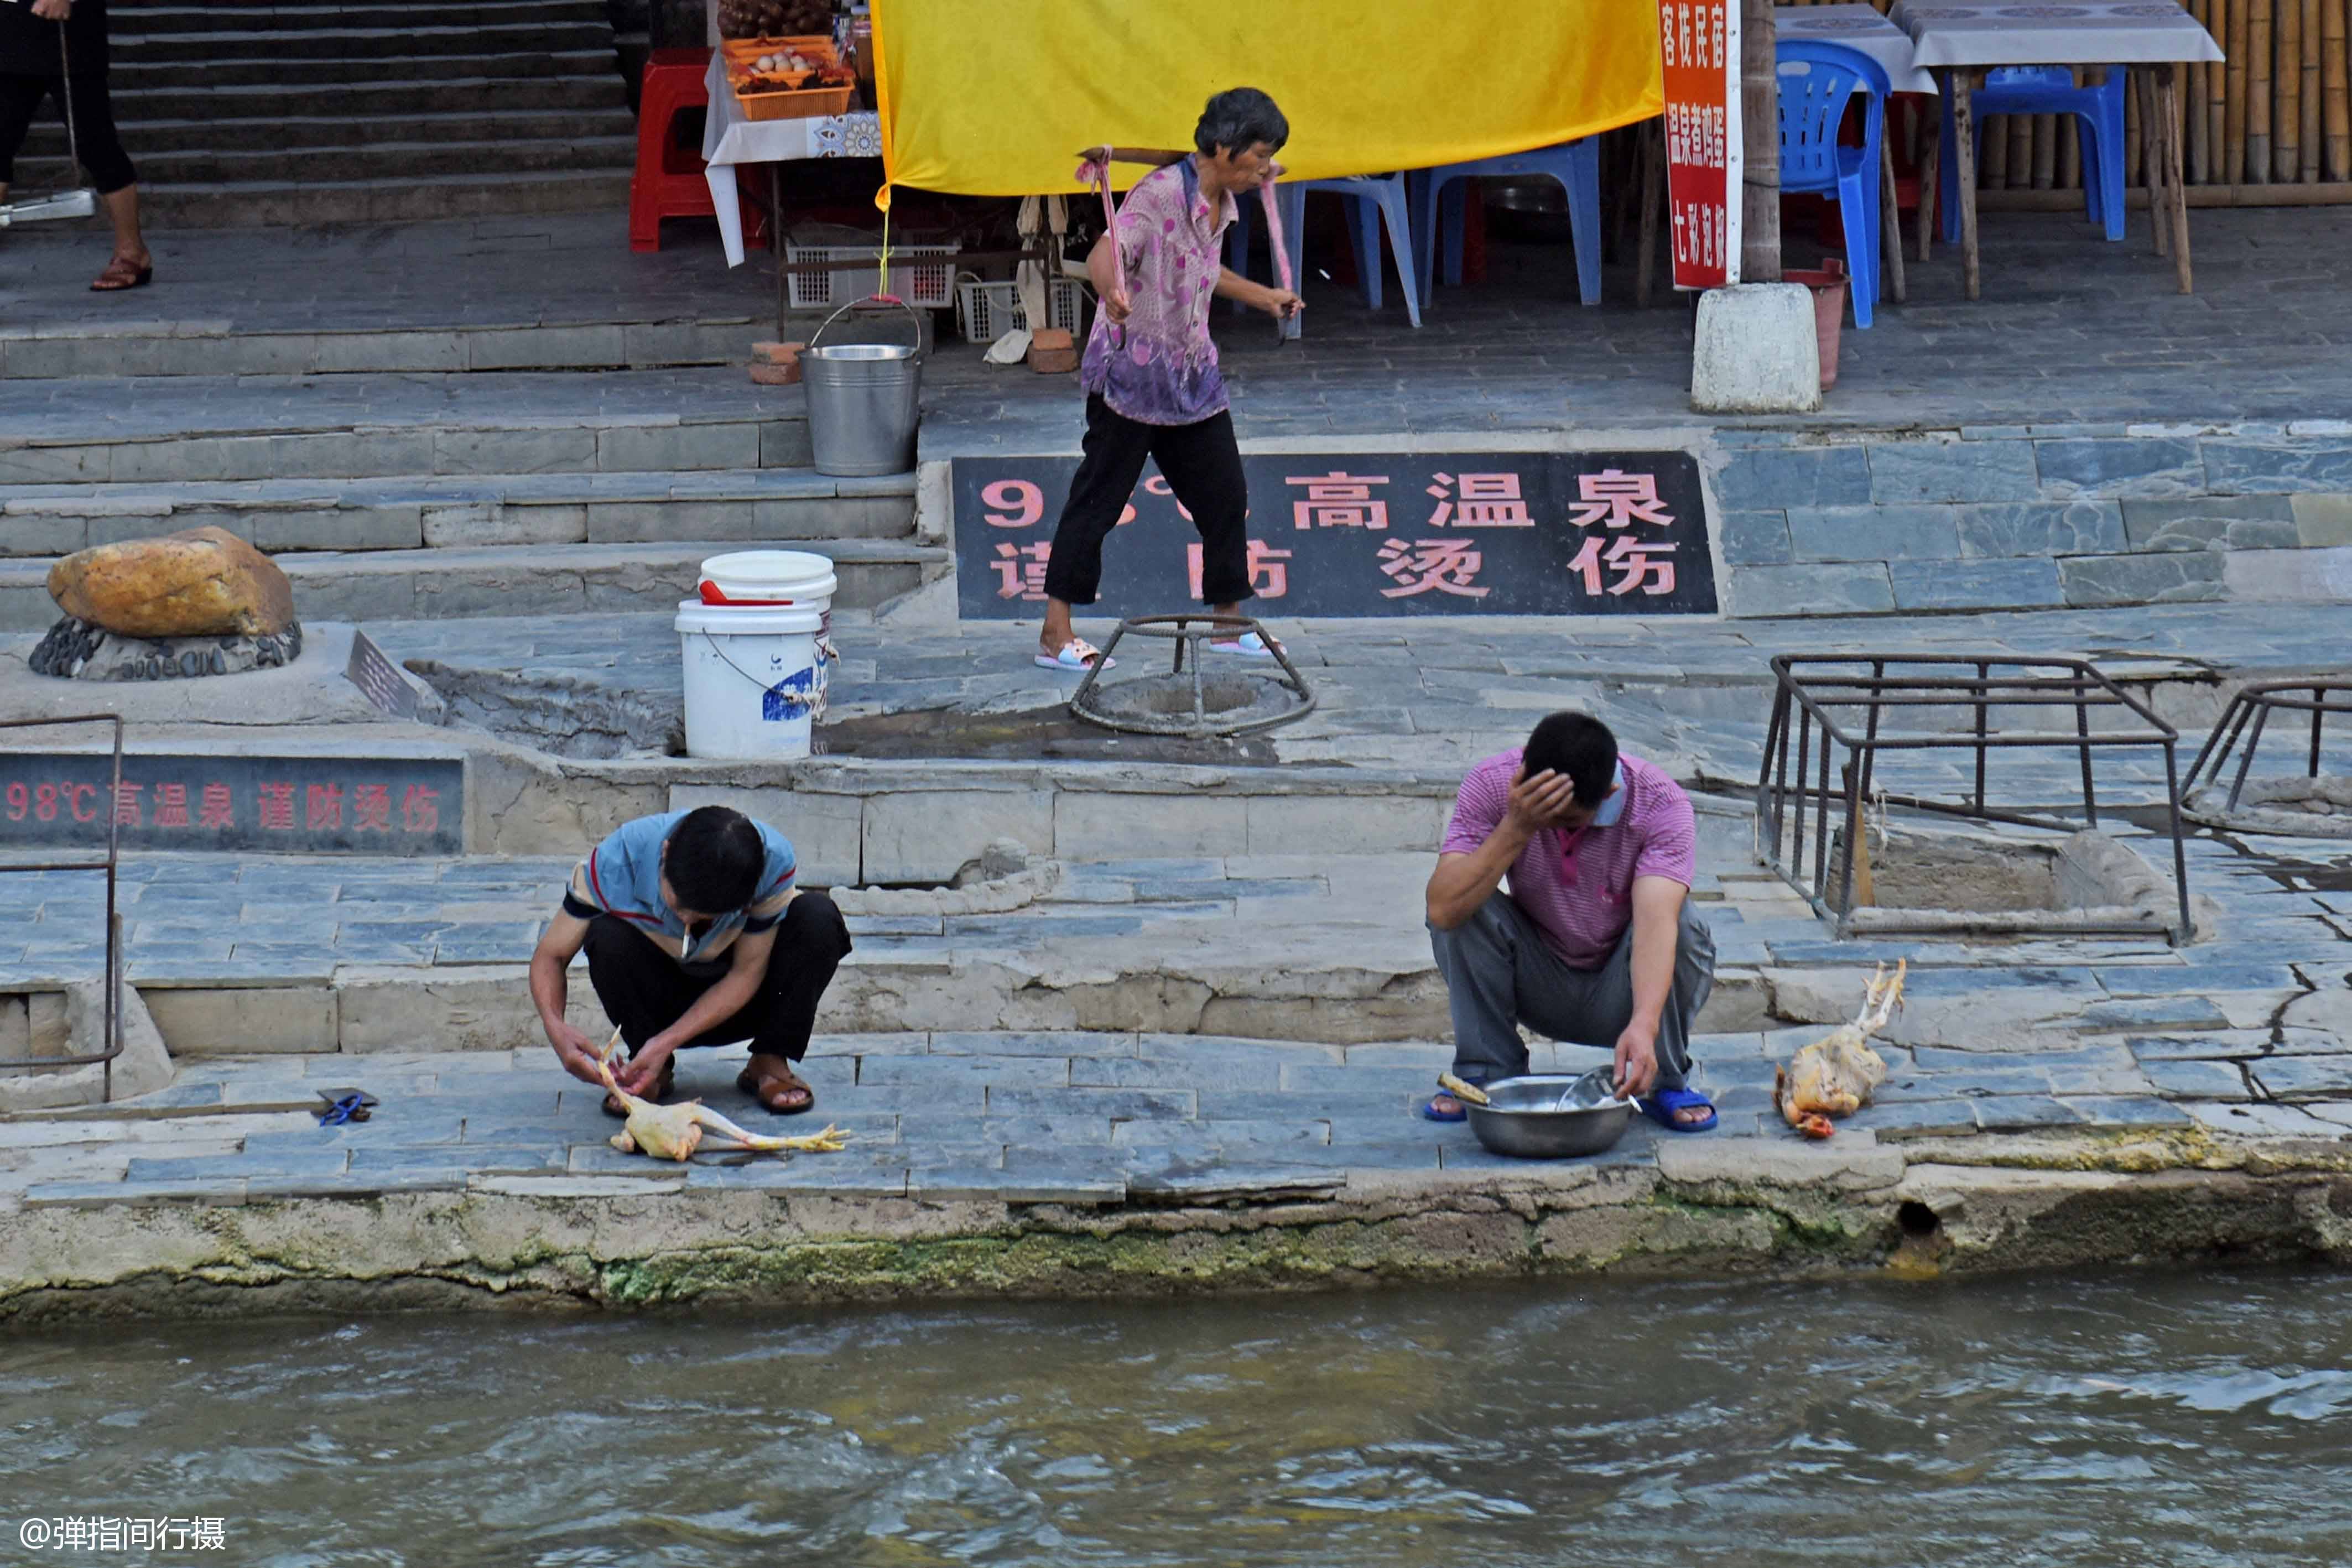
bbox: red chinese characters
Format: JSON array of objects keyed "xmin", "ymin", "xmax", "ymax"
[
  {"xmin": 402, "ymin": 784, "xmax": 439, "ymax": 834},
  {"xmin": 353, "ymin": 784, "xmax": 392, "ymax": 832},
  {"xmin": 258, "ymin": 782, "xmax": 296, "ymax": 831},
  {"xmin": 1377, "ymin": 538, "xmax": 1490, "ymax": 599},
  {"xmin": 1566, "ymin": 468, "xmax": 1676, "ymax": 530},
  {"xmin": 991, "ymin": 541, "xmax": 1053, "ymax": 602},
  {"xmin": 1425, "ymin": 472, "xmax": 1533, "ymax": 528},
  {"xmin": 306, "ymin": 783, "xmax": 344, "ymax": 831},
  {"xmin": 153, "ymin": 784, "xmax": 190, "ymax": 829},
  {"xmin": 1568, "ymin": 534, "xmax": 1678, "ymax": 597},
  {"xmin": 1187, "ymin": 540, "xmax": 1292, "ymax": 600},
  {"xmin": 198, "ymin": 784, "xmax": 234, "ymax": 830},
  {"xmin": 1287, "ymin": 471, "xmax": 1390, "ymax": 531}
]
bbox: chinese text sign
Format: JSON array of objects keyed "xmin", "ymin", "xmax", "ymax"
[
  {"xmin": 1658, "ymin": 0, "xmax": 1742, "ymax": 289},
  {"xmin": 953, "ymin": 452, "xmax": 1715, "ymax": 619},
  {"xmin": 0, "ymin": 754, "xmax": 464, "ymax": 855}
]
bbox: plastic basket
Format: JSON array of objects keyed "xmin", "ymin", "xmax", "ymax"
[
  {"xmin": 955, "ymin": 276, "xmax": 1086, "ymax": 342},
  {"xmin": 785, "ymin": 240, "xmax": 960, "ymax": 310}
]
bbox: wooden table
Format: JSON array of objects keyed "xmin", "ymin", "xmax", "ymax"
[{"xmin": 1886, "ymin": 0, "xmax": 2225, "ymax": 297}]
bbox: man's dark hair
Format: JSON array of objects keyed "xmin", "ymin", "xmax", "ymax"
[
  {"xmin": 1523, "ymin": 712, "xmax": 1619, "ymax": 811},
  {"xmin": 1195, "ymin": 87, "xmax": 1289, "ymax": 158},
  {"xmin": 663, "ymin": 805, "xmax": 766, "ymax": 913}
]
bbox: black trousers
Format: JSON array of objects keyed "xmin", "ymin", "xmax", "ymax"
[
  {"xmin": 582, "ymin": 893, "xmax": 851, "ymax": 1065},
  {"xmin": 0, "ymin": 74, "xmax": 136, "ymax": 193},
  {"xmin": 1042, "ymin": 394, "xmax": 1252, "ymax": 607}
]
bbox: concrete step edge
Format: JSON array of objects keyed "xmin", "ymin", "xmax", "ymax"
[
  {"xmin": 0, "ymin": 537, "xmax": 949, "ymax": 582},
  {"xmin": 2, "ymin": 471, "xmax": 914, "ymax": 511}
]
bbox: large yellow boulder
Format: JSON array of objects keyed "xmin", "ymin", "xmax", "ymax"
[{"xmin": 47, "ymin": 526, "xmax": 296, "ymax": 639}]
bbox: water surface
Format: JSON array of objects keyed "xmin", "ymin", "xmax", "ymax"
[{"xmin": 6, "ymin": 1270, "xmax": 2350, "ymax": 1566}]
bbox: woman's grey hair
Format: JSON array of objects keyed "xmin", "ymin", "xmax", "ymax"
[{"xmin": 1194, "ymin": 87, "xmax": 1289, "ymax": 158}]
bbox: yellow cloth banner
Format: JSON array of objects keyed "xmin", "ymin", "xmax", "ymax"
[{"xmin": 870, "ymin": 1, "xmax": 1663, "ymax": 197}]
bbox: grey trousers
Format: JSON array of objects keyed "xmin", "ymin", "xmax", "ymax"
[{"xmin": 1428, "ymin": 893, "xmax": 1715, "ymax": 1088}]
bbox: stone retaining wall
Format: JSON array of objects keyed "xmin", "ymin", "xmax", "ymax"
[{"xmin": 1714, "ymin": 424, "xmax": 2352, "ymax": 616}]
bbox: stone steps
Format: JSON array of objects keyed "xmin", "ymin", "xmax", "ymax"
[
  {"xmin": 0, "ymin": 470, "xmax": 917, "ymax": 558},
  {"xmin": 0, "ymin": 536, "xmax": 946, "ymax": 629},
  {"xmin": 20, "ymin": 107, "xmax": 637, "ymax": 159},
  {"xmin": 0, "ymin": 370, "xmax": 812, "ymax": 486},
  {"xmin": 87, "ymin": 75, "xmax": 631, "ymax": 122},
  {"xmin": 111, "ymin": 0, "xmax": 609, "ymax": 35},
  {"xmin": 100, "ymin": 20, "xmax": 618, "ymax": 64},
  {"xmin": 10, "ymin": 134, "xmax": 641, "ymax": 190},
  {"xmin": 0, "ymin": 317, "xmax": 762, "ymax": 381},
  {"xmin": 64, "ymin": 171, "xmax": 638, "ymax": 230},
  {"xmin": 110, "ymin": 45, "xmax": 619, "ymax": 90},
  {"xmin": 13, "ymin": 0, "xmax": 637, "ymax": 228}
]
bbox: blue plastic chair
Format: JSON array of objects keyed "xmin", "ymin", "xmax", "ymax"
[
  {"xmin": 1777, "ymin": 40, "xmax": 1888, "ymax": 329},
  {"xmin": 1939, "ymin": 66, "xmax": 2127, "ymax": 243},
  {"xmin": 1409, "ymin": 139, "xmax": 1602, "ymax": 307},
  {"xmin": 1222, "ymin": 173, "xmax": 1423, "ymax": 333}
]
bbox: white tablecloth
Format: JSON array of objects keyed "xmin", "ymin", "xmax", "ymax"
[
  {"xmin": 1885, "ymin": 0, "xmax": 2224, "ymax": 68},
  {"xmin": 698, "ymin": 52, "xmax": 884, "ymax": 267},
  {"xmin": 1776, "ymin": 4, "xmax": 1939, "ymax": 94}
]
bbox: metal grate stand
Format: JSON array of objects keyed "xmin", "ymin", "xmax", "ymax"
[
  {"xmin": 2183, "ymin": 679, "xmax": 2352, "ymax": 812},
  {"xmin": 0, "ymin": 715, "xmax": 126, "ymax": 1100},
  {"xmin": 1068, "ymin": 614, "xmax": 1316, "ymax": 739},
  {"xmin": 1755, "ymin": 655, "xmax": 2192, "ymax": 941}
]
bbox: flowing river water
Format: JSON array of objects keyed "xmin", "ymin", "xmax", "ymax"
[{"xmin": 6, "ymin": 1269, "xmax": 2351, "ymax": 1566}]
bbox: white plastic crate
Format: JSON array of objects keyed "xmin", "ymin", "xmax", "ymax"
[
  {"xmin": 956, "ymin": 276, "xmax": 1086, "ymax": 342},
  {"xmin": 785, "ymin": 241, "xmax": 960, "ymax": 310}
]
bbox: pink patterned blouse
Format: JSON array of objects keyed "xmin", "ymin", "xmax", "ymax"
[{"xmin": 1080, "ymin": 158, "xmax": 1236, "ymax": 426}]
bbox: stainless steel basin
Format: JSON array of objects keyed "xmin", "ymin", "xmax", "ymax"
[{"xmin": 1463, "ymin": 1070, "xmax": 1635, "ymax": 1159}]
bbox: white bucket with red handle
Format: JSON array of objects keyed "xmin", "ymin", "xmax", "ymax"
[
  {"xmin": 696, "ymin": 549, "xmax": 837, "ymax": 623},
  {"xmin": 675, "ymin": 600, "xmax": 829, "ymax": 760}
]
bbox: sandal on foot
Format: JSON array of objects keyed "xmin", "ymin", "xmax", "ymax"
[
  {"xmin": 601, "ymin": 1057, "xmax": 673, "ymax": 1118},
  {"xmin": 1209, "ymin": 630, "xmax": 1281, "ymax": 659},
  {"xmin": 1034, "ymin": 637, "xmax": 1113, "ymax": 673},
  {"xmin": 1638, "ymin": 1087, "xmax": 1718, "ymax": 1133},
  {"xmin": 737, "ymin": 1059, "xmax": 815, "ymax": 1115},
  {"xmin": 90, "ymin": 257, "xmax": 153, "ymax": 292}
]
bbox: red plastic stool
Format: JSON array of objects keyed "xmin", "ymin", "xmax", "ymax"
[{"xmin": 631, "ymin": 48, "xmax": 717, "ymax": 253}]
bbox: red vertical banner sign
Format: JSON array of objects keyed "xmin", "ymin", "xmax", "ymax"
[{"xmin": 1657, "ymin": 0, "xmax": 1744, "ymax": 289}]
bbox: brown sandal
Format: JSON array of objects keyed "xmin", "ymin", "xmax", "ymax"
[
  {"xmin": 90, "ymin": 256, "xmax": 154, "ymax": 292},
  {"xmin": 601, "ymin": 1056, "xmax": 674, "ymax": 1118},
  {"xmin": 736, "ymin": 1056, "xmax": 814, "ymax": 1115}
]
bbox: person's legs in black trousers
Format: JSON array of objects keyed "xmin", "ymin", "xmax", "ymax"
[
  {"xmin": 1038, "ymin": 395, "xmax": 1154, "ymax": 663},
  {"xmin": 1147, "ymin": 409, "xmax": 1252, "ymax": 612},
  {"xmin": 581, "ymin": 893, "xmax": 852, "ymax": 1111}
]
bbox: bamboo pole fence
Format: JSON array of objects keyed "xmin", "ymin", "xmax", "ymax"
[{"xmin": 1772, "ymin": 0, "xmax": 2352, "ymax": 202}]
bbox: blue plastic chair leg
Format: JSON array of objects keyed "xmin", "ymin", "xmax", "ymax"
[
  {"xmin": 1344, "ymin": 196, "xmax": 1383, "ymax": 309},
  {"xmin": 1370, "ymin": 179, "xmax": 1422, "ymax": 326},
  {"xmin": 1565, "ymin": 138, "xmax": 1602, "ymax": 306}
]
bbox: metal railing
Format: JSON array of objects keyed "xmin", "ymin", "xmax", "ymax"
[
  {"xmin": 2183, "ymin": 679, "xmax": 2352, "ymax": 812},
  {"xmin": 1755, "ymin": 655, "xmax": 2192, "ymax": 940},
  {"xmin": 0, "ymin": 714, "xmax": 124, "ymax": 1099}
]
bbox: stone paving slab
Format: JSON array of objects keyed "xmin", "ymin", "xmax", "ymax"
[{"xmin": 7, "ymin": 1015, "xmax": 2348, "ymax": 1223}]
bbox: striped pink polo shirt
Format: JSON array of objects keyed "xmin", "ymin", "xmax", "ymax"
[{"xmin": 1439, "ymin": 748, "xmax": 1697, "ymax": 970}]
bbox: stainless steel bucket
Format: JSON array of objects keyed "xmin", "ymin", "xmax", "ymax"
[{"xmin": 803, "ymin": 295, "xmax": 923, "ymax": 477}]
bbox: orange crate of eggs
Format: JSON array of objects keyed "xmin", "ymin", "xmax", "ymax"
[{"xmin": 723, "ymin": 37, "xmax": 857, "ymax": 120}]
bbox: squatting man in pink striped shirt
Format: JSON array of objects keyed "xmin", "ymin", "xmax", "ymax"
[{"xmin": 1423, "ymin": 712, "xmax": 1718, "ymax": 1130}]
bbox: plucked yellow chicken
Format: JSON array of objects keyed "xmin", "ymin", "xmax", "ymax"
[
  {"xmin": 1773, "ymin": 960, "xmax": 1906, "ymax": 1140},
  {"xmin": 589, "ymin": 1035, "xmax": 850, "ymax": 1161}
]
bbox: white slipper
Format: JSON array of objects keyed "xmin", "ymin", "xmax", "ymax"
[
  {"xmin": 1208, "ymin": 631, "xmax": 1280, "ymax": 659},
  {"xmin": 1034, "ymin": 637, "xmax": 1113, "ymax": 672}
]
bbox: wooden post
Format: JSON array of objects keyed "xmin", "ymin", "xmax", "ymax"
[
  {"xmin": 2163, "ymin": 65, "xmax": 2194, "ymax": 289},
  {"xmin": 1949, "ymin": 69, "xmax": 1981, "ymax": 300},
  {"xmin": 2282, "ymin": 0, "xmax": 2304, "ymax": 180},
  {"xmin": 2302, "ymin": 0, "xmax": 2325, "ymax": 179},
  {"xmin": 2188, "ymin": 2, "xmax": 2211, "ymax": 183},
  {"xmin": 2141, "ymin": 69, "xmax": 2171, "ymax": 254},
  {"xmin": 2060, "ymin": 112, "xmax": 2082, "ymax": 192},
  {"xmin": 2250, "ymin": 0, "xmax": 2276, "ymax": 180},
  {"xmin": 1917, "ymin": 112, "xmax": 1939, "ymax": 260},
  {"xmin": 2210, "ymin": 0, "xmax": 2234, "ymax": 176},
  {"xmin": 2228, "ymin": 0, "xmax": 2252, "ymax": 181},
  {"xmin": 1741, "ymin": 0, "xmax": 1782, "ymax": 283},
  {"xmin": 1636, "ymin": 117, "xmax": 1664, "ymax": 308},
  {"xmin": 1879, "ymin": 133, "xmax": 1907, "ymax": 303},
  {"xmin": 2032, "ymin": 111, "xmax": 2058, "ymax": 189},
  {"xmin": 2327, "ymin": 0, "xmax": 2351, "ymax": 179}
]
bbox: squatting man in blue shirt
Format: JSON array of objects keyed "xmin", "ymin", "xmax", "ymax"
[{"xmin": 530, "ymin": 805, "xmax": 850, "ymax": 1116}]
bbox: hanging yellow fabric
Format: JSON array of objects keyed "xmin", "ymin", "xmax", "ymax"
[{"xmin": 867, "ymin": 0, "xmax": 1663, "ymax": 197}]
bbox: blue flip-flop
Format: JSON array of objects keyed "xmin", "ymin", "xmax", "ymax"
[
  {"xmin": 1638, "ymin": 1087, "xmax": 1718, "ymax": 1133},
  {"xmin": 1423, "ymin": 1079, "xmax": 1483, "ymax": 1123}
]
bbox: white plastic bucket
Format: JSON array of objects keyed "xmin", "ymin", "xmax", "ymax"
[
  {"xmin": 697, "ymin": 549, "xmax": 838, "ymax": 621},
  {"xmin": 675, "ymin": 600, "xmax": 829, "ymax": 760}
]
